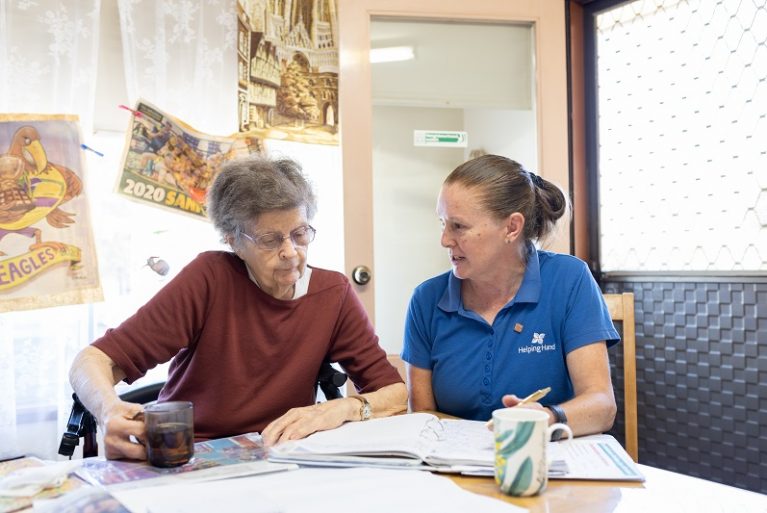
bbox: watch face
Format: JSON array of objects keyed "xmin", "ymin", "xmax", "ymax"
[{"xmin": 361, "ymin": 401, "xmax": 372, "ymax": 420}]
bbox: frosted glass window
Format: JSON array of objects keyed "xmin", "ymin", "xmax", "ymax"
[{"xmin": 596, "ymin": 0, "xmax": 767, "ymax": 272}]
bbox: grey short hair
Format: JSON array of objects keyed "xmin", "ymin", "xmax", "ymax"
[{"xmin": 206, "ymin": 154, "xmax": 317, "ymax": 240}]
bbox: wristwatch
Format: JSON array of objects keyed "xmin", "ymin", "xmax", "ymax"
[
  {"xmin": 351, "ymin": 395, "xmax": 372, "ymax": 421},
  {"xmin": 547, "ymin": 404, "xmax": 568, "ymax": 440},
  {"xmin": 547, "ymin": 404, "xmax": 567, "ymax": 424}
]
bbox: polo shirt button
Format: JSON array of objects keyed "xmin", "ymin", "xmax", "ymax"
[
  {"xmin": 483, "ymin": 378, "xmax": 490, "ymax": 386},
  {"xmin": 485, "ymin": 352, "xmax": 491, "ymax": 360},
  {"xmin": 484, "ymin": 365, "xmax": 490, "ymax": 372}
]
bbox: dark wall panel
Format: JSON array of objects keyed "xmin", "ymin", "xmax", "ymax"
[{"xmin": 603, "ymin": 281, "xmax": 767, "ymax": 494}]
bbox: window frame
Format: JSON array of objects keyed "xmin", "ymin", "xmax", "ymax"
[{"xmin": 577, "ymin": 0, "xmax": 767, "ymax": 283}]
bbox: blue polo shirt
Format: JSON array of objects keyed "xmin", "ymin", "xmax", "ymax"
[{"xmin": 401, "ymin": 246, "xmax": 620, "ymax": 421}]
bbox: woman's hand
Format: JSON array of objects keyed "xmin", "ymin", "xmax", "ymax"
[
  {"xmin": 100, "ymin": 400, "xmax": 147, "ymax": 460},
  {"xmin": 261, "ymin": 398, "xmax": 358, "ymax": 447},
  {"xmin": 261, "ymin": 382, "xmax": 407, "ymax": 446},
  {"xmin": 500, "ymin": 394, "xmax": 545, "ymax": 410},
  {"xmin": 500, "ymin": 393, "xmax": 552, "ymax": 423}
]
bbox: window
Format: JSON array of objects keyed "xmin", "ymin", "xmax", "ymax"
[{"xmin": 595, "ymin": 0, "xmax": 766, "ymax": 273}]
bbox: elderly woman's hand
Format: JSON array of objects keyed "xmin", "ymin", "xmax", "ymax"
[
  {"xmin": 261, "ymin": 398, "xmax": 359, "ymax": 447},
  {"xmin": 100, "ymin": 399, "xmax": 147, "ymax": 460}
]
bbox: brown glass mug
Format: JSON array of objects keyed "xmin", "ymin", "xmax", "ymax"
[{"xmin": 144, "ymin": 401, "xmax": 194, "ymax": 468}]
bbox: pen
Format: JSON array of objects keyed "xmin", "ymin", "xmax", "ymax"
[
  {"xmin": 485, "ymin": 386, "xmax": 552, "ymax": 429},
  {"xmin": 519, "ymin": 386, "xmax": 552, "ymax": 405}
]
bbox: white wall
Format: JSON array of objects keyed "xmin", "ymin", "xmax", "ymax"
[
  {"xmin": 371, "ymin": 106, "xmax": 539, "ymax": 354},
  {"xmin": 372, "ymin": 106, "xmax": 463, "ymax": 353},
  {"xmin": 463, "ymin": 108, "xmax": 539, "ymax": 172},
  {"xmin": 371, "ymin": 20, "xmax": 533, "ymax": 110}
]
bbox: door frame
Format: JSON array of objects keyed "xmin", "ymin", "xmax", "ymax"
[{"xmin": 338, "ymin": 0, "xmax": 569, "ymax": 318}]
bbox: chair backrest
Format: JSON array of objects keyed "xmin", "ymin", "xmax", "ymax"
[{"xmin": 603, "ymin": 292, "xmax": 638, "ymax": 462}]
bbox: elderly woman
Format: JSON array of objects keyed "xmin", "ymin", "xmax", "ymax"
[
  {"xmin": 69, "ymin": 155, "xmax": 407, "ymax": 460},
  {"xmin": 403, "ymin": 154, "xmax": 618, "ymax": 436}
]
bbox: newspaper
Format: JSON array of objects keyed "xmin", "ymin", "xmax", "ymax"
[
  {"xmin": 116, "ymin": 100, "xmax": 264, "ymax": 218},
  {"xmin": 76, "ymin": 433, "xmax": 295, "ymax": 491},
  {"xmin": 0, "ymin": 457, "xmax": 85, "ymax": 513}
]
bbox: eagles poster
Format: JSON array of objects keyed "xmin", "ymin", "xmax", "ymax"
[
  {"xmin": 236, "ymin": 0, "xmax": 339, "ymax": 145},
  {"xmin": 116, "ymin": 100, "xmax": 264, "ymax": 218},
  {"xmin": 0, "ymin": 114, "xmax": 102, "ymax": 313}
]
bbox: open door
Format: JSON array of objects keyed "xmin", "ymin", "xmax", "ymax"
[{"xmin": 339, "ymin": 0, "xmax": 568, "ymax": 353}]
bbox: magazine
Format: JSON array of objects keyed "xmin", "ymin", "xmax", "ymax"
[
  {"xmin": 268, "ymin": 413, "xmax": 644, "ymax": 481},
  {"xmin": 76, "ymin": 433, "xmax": 296, "ymax": 491}
]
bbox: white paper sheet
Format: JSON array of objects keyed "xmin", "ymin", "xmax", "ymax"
[
  {"xmin": 547, "ymin": 434, "xmax": 644, "ymax": 481},
  {"xmin": 113, "ymin": 467, "xmax": 527, "ymax": 513}
]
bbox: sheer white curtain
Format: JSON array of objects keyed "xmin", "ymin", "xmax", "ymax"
[
  {"xmin": 0, "ymin": 0, "xmax": 102, "ymax": 459},
  {"xmin": 0, "ymin": 0, "xmax": 345, "ymax": 461},
  {"xmin": 117, "ymin": 0, "xmax": 239, "ymax": 135},
  {"xmin": 0, "ymin": 0, "xmax": 101, "ymax": 132}
]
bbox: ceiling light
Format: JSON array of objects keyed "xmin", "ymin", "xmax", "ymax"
[{"xmin": 370, "ymin": 46, "xmax": 415, "ymax": 64}]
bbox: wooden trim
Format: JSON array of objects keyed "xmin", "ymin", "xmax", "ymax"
[
  {"xmin": 603, "ymin": 292, "xmax": 639, "ymax": 462},
  {"xmin": 568, "ymin": 2, "xmax": 590, "ymax": 262}
]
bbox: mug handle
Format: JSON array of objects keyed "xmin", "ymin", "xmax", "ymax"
[{"xmin": 546, "ymin": 422, "xmax": 573, "ymax": 442}]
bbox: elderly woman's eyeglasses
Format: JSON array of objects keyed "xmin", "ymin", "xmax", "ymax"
[{"xmin": 241, "ymin": 225, "xmax": 317, "ymax": 251}]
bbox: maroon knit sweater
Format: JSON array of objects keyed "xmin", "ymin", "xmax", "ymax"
[{"xmin": 93, "ymin": 251, "xmax": 402, "ymax": 439}]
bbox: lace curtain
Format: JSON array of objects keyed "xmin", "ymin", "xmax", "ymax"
[
  {"xmin": 0, "ymin": 0, "xmax": 238, "ymax": 460},
  {"xmin": 1, "ymin": 0, "xmax": 343, "ymax": 460},
  {"xmin": 0, "ymin": 0, "xmax": 101, "ymax": 132},
  {"xmin": 0, "ymin": 0, "xmax": 102, "ymax": 459},
  {"xmin": 117, "ymin": 0, "xmax": 239, "ymax": 135}
]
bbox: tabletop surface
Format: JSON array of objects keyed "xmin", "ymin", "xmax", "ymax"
[{"xmin": 449, "ymin": 463, "xmax": 767, "ymax": 513}]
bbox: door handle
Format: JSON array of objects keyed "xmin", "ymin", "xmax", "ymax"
[{"xmin": 352, "ymin": 265, "xmax": 372, "ymax": 285}]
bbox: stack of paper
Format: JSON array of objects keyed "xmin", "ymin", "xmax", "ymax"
[{"xmin": 269, "ymin": 413, "xmax": 644, "ymax": 481}]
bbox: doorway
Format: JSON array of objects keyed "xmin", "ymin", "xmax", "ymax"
[
  {"xmin": 339, "ymin": 0, "xmax": 569, "ymax": 355},
  {"xmin": 371, "ymin": 18, "xmax": 539, "ymax": 353}
]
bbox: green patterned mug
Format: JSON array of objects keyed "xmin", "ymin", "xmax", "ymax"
[{"xmin": 493, "ymin": 408, "xmax": 573, "ymax": 497}]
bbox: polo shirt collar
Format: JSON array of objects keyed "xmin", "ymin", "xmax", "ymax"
[{"xmin": 437, "ymin": 242, "xmax": 542, "ymax": 312}]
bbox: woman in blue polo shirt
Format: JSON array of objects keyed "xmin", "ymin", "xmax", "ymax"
[{"xmin": 402, "ymin": 154, "xmax": 619, "ymax": 436}]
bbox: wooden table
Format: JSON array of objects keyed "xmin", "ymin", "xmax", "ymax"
[
  {"xmin": 418, "ymin": 410, "xmax": 765, "ymax": 511},
  {"xmin": 449, "ymin": 464, "xmax": 767, "ymax": 513}
]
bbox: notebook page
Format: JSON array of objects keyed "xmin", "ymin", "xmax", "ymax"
[
  {"xmin": 423, "ymin": 419, "xmax": 494, "ymax": 467},
  {"xmin": 269, "ymin": 413, "xmax": 438, "ymax": 460}
]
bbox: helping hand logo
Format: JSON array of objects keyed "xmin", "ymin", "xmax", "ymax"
[{"xmin": 518, "ymin": 331, "xmax": 555, "ymax": 355}]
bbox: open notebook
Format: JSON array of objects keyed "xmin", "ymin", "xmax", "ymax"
[{"xmin": 268, "ymin": 413, "xmax": 644, "ymax": 481}]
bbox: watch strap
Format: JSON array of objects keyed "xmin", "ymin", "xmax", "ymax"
[
  {"xmin": 547, "ymin": 404, "xmax": 568, "ymax": 440},
  {"xmin": 547, "ymin": 404, "xmax": 568, "ymax": 424},
  {"xmin": 351, "ymin": 395, "xmax": 372, "ymax": 421}
]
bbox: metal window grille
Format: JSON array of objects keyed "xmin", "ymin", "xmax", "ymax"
[{"xmin": 596, "ymin": 0, "xmax": 767, "ymax": 272}]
